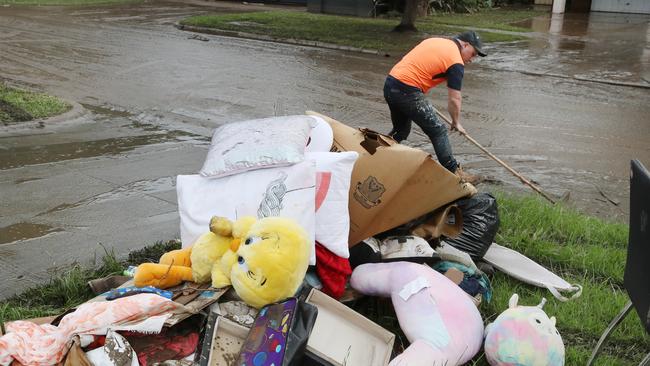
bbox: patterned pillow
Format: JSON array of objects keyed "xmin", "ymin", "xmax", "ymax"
[
  {"xmin": 178, "ymin": 160, "xmax": 316, "ymax": 264},
  {"xmin": 308, "ymin": 151, "xmax": 358, "ymax": 258},
  {"xmin": 200, "ymin": 115, "xmax": 316, "ymax": 178}
]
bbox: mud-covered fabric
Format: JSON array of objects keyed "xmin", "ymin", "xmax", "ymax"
[
  {"xmin": 121, "ymin": 315, "xmax": 202, "ymax": 366},
  {"xmin": 383, "ymin": 76, "xmax": 458, "ymax": 172},
  {"xmin": 85, "ymin": 330, "xmax": 138, "ymax": 366}
]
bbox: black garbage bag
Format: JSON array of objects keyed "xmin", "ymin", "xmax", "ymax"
[{"xmin": 444, "ymin": 192, "xmax": 499, "ymax": 260}]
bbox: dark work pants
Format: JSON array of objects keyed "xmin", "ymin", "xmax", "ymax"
[{"xmin": 383, "ymin": 75, "xmax": 458, "ymax": 173}]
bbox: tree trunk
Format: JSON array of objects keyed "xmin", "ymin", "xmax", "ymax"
[{"xmin": 393, "ymin": 0, "xmax": 428, "ymax": 32}]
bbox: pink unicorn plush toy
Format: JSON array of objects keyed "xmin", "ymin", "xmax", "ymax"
[
  {"xmin": 350, "ymin": 262, "xmax": 484, "ymax": 366},
  {"xmin": 484, "ymin": 294, "xmax": 565, "ymax": 366}
]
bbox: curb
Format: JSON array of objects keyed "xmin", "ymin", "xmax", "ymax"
[
  {"xmin": 44, "ymin": 99, "xmax": 86, "ymax": 124},
  {"xmin": 481, "ymin": 66, "xmax": 650, "ymax": 90},
  {"xmin": 175, "ymin": 23, "xmax": 649, "ymax": 90},
  {"xmin": 175, "ymin": 23, "xmax": 389, "ymax": 56},
  {"xmin": 0, "ymin": 100, "xmax": 87, "ymax": 137}
]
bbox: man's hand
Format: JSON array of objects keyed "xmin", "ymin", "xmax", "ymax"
[{"xmin": 451, "ymin": 122, "xmax": 466, "ymax": 135}]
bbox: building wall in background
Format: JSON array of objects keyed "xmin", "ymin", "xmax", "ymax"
[
  {"xmin": 591, "ymin": 0, "xmax": 650, "ymax": 13},
  {"xmin": 307, "ymin": 0, "xmax": 375, "ymax": 17}
]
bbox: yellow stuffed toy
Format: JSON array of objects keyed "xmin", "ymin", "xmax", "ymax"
[
  {"xmin": 212, "ymin": 216, "xmax": 311, "ymax": 308},
  {"xmin": 191, "ymin": 216, "xmax": 256, "ymax": 283},
  {"xmin": 134, "ymin": 216, "xmax": 311, "ymax": 309},
  {"xmin": 133, "ymin": 215, "xmax": 253, "ymax": 289}
]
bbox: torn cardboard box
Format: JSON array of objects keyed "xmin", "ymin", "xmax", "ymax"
[
  {"xmin": 305, "ymin": 289, "xmax": 395, "ymax": 366},
  {"xmin": 410, "ymin": 204, "xmax": 463, "ymax": 239},
  {"xmin": 306, "ymin": 111, "xmax": 473, "ymax": 246}
]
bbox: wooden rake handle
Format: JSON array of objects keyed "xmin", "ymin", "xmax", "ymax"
[{"xmin": 434, "ymin": 109, "xmax": 556, "ymax": 204}]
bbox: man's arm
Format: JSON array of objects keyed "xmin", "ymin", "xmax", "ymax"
[
  {"xmin": 444, "ymin": 63, "xmax": 466, "ymax": 134},
  {"xmin": 447, "ymin": 88, "xmax": 466, "ymax": 134}
]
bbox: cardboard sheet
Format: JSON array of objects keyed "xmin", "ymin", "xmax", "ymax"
[
  {"xmin": 306, "ymin": 289, "xmax": 395, "ymax": 366},
  {"xmin": 306, "ymin": 111, "xmax": 472, "ymax": 246}
]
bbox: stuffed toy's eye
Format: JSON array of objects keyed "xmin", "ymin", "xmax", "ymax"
[
  {"xmin": 238, "ymin": 256, "xmax": 245, "ymax": 264},
  {"xmin": 244, "ymin": 236, "xmax": 262, "ymax": 245}
]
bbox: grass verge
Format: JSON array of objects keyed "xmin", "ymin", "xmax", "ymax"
[
  {"xmin": 180, "ymin": 9, "xmax": 543, "ymax": 54},
  {"xmin": 427, "ymin": 8, "xmax": 544, "ymax": 32},
  {"xmin": 0, "ymin": 84, "xmax": 71, "ymax": 124},
  {"xmin": 0, "ymin": 241, "xmax": 180, "ymax": 322},
  {"xmin": 1, "ymin": 193, "xmax": 647, "ymax": 364},
  {"xmin": 482, "ymin": 192, "xmax": 648, "ymax": 364}
]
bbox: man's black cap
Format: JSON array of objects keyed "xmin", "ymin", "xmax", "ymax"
[{"xmin": 457, "ymin": 31, "xmax": 487, "ymax": 57}]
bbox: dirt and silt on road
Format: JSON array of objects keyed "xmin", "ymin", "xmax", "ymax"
[{"xmin": 0, "ymin": 1, "xmax": 648, "ymax": 298}]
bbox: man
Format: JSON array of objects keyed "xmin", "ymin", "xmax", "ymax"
[{"xmin": 384, "ymin": 31, "xmax": 486, "ymax": 182}]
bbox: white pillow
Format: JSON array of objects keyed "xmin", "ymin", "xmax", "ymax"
[
  {"xmin": 307, "ymin": 151, "xmax": 358, "ymax": 258},
  {"xmin": 305, "ymin": 116, "xmax": 334, "ymax": 153},
  {"xmin": 200, "ymin": 115, "xmax": 316, "ymax": 179},
  {"xmin": 178, "ymin": 160, "xmax": 317, "ymax": 264}
]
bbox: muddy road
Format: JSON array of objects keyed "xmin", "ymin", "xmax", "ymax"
[{"xmin": 0, "ymin": 2, "xmax": 648, "ymax": 298}]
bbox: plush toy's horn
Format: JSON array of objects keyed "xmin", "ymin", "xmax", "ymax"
[
  {"xmin": 537, "ymin": 298, "xmax": 547, "ymax": 309},
  {"xmin": 230, "ymin": 238, "xmax": 241, "ymax": 252},
  {"xmin": 210, "ymin": 216, "xmax": 233, "ymax": 236}
]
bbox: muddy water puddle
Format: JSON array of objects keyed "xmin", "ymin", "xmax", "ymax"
[
  {"xmin": 0, "ymin": 223, "xmax": 61, "ymax": 245},
  {"xmin": 0, "ymin": 130, "xmax": 196, "ymax": 170},
  {"xmin": 0, "ymin": 103, "xmax": 203, "ymax": 170}
]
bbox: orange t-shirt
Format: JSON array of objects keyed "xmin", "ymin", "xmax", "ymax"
[{"xmin": 389, "ymin": 38, "xmax": 464, "ymax": 93}]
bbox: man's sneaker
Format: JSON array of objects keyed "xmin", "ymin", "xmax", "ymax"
[{"xmin": 455, "ymin": 166, "xmax": 481, "ymax": 185}]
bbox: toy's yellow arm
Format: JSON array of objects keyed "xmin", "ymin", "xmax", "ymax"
[
  {"xmin": 159, "ymin": 246, "xmax": 192, "ymax": 267},
  {"xmin": 134, "ymin": 262, "xmax": 194, "ymax": 289},
  {"xmin": 211, "ymin": 250, "xmax": 238, "ymax": 288}
]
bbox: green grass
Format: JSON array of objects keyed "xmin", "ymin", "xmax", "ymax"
[
  {"xmin": 351, "ymin": 191, "xmax": 648, "ymax": 365},
  {"xmin": 477, "ymin": 192, "xmax": 648, "ymax": 364},
  {"xmin": 0, "ymin": 84, "xmax": 70, "ymax": 123},
  {"xmin": 427, "ymin": 9, "xmax": 544, "ymax": 32},
  {"xmin": 181, "ymin": 9, "xmax": 542, "ymax": 53},
  {"xmin": 0, "ymin": 241, "xmax": 180, "ymax": 324},
  {"xmin": 1, "ymin": 194, "xmax": 647, "ymax": 364}
]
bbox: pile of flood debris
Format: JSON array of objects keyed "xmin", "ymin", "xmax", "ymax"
[{"xmin": 0, "ymin": 112, "xmax": 579, "ymax": 366}]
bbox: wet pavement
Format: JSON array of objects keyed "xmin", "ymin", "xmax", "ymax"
[{"xmin": 0, "ymin": 1, "xmax": 649, "ymax": 299}]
